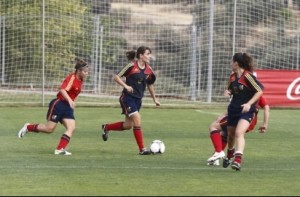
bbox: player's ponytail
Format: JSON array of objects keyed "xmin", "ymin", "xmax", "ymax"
[
  {"xmin": 242, "ymin": 53, "xmax": 254, "ymax": 72},
  {"xmin": 232, "ymin": 52, "xmax": 254, "ymax": 72},
  {"xmin": 126, "ymin": 50, "xmax": 136, "ymax": 61},
  {"xmin": 74, "ymin": 57, "xmax": 87, "ymax": 70}
]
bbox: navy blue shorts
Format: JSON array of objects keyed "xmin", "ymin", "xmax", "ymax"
[
  {"xmin": 47, "ymin": 98, "xmax": 75, "ymax": 123},
  {"xmin": 119, "ymin": 93, "xmax": 142, "ymax": 116},
  {"xmin": 227, "ymin": 111, "xmax": 255, "ymax": 127}
]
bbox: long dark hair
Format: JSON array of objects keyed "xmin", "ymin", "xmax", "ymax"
[
  {"xmin": 126, "ymin": 46, "xmax": 151, "ymax": 61},
  {"xmin": 232, "ymin": 52, "xmax": 254, "ymax": 72}
]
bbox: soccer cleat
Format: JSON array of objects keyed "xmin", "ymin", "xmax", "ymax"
[
  {"xmin": 101, "ymin": 124, "xmax": 109, "ymax": 141},
  {"xmin": 222, "ymin": 157, "xmax": 233, "ymax": 168},
  {"xmin": 139, "ymin": 148, "xmax": 151, "ymax": 155},
  {"xmin": 207, "ymin": 151, "xmax": 225, "ymax": 162},
  {"xmin": 231, "ymin": 161, "xmax": 241, "ymax": 171},
  {"xmin": 18, "ymin": 123, "xmax": 30, "ymax": 138},
  {"xmin": 207, "ymin": 159, "xmax": 220, "ymax": 166},
  {"xmin": 54, "ymin": 148, "xmax": 72, "ymax": 156}
]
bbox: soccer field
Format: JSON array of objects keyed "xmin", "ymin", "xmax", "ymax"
[{"xmin": 1, "ymin": 107, "xmax": 300, "ymax": 196}]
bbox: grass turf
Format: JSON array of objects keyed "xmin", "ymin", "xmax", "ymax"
[{"xmin": 0, "ymin": 107, "xmax": 300, "ymax": 196}]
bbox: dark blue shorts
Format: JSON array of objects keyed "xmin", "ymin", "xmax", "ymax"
[
  {"xmin": 119, "ymin": 93, "xmax": 142, "ymax": 116},
  {"xmin": 227, "ymin": 111, "xmax": 255, "ymax": 127},
  {"xmin": 47, "ymin": 98, "xmax": 75, "ymax": 123}
]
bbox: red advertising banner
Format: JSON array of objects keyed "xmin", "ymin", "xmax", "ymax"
[{"xmin": 255, "ymin": 70, "xmax": 300, "ymax": 108}]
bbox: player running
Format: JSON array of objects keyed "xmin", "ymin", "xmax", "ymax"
[
  {"xmin": 17, "ymin": 58, "xmax": 89, "ymax": 156},
  {"xmin": 101, "ymin": 46, "xmax": 160, "ymax": 155}
]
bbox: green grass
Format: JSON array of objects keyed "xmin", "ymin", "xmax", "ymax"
[{"xmin": 1, "ymin": 107, "xmax": 300, "ymax": 196}]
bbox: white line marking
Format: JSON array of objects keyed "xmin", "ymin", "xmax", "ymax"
[
  {"xmin": 195, "ymin": 110, "xmax": 221, "ymax": 116},
  {"xmin": 1, "ymin": 165, "xmax": 299, "ymax": 171}
]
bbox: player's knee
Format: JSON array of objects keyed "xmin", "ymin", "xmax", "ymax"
[
  {"xmin": 209, "ymin": 128, "xmax": 221, "ymax": 135},
  {"xmin": 45, "ymin": 126, "xmax": 56, "ymax": 133},
  {"xmin": 123, "ymin": 123, "xmax": 132, "ymax": 130},
  {"xmin": 209, "ymin": 122, "xmax": 220, "ymax": 133},
  {"xmin": 209, "ymin": 127, "xmax": 215, "ymax": 133}
]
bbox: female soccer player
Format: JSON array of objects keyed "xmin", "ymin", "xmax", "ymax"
[
  {"xmin": 17, "ymin": 58, "xmax": 89, "ymax": 156},
  {"xmin": 101, "ymin": 46, "xmax": 160, "ymax": 155},
  {"xmin": 225, "ymin": 52, "xmax": 264, "ymax": 171},
  {"xmin": 206, "ymin": 95, "xmax": 270, "ymax": 166}
]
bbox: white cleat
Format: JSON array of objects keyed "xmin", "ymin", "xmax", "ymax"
[
  {"xmin": 54, "ymin": 148, "xmax": 72, "ymax": 156},
  {"xmin": 18, "ymin": 123, "xmax": 30, "ymax": 138},
  {"xmin": 207, "ymin": 151, "xmax": 225, "ymax": 162},
  {"xmin": 207, "ymin": 159, "xmax": 220, "ymax": 166}
]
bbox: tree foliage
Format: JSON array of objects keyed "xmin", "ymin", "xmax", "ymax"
[{"xmin": 0, "ymin": 0, "xmax": 90, "ymax": 83}]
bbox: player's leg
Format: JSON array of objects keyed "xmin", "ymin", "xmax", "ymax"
[
  {"xmin": 54, "ymin": 100, "xmax": 74, "ymax": 155},
  {"xmin": 18, "ymin": 119, "xmax": 57, "ymax": 138},
  {"xmin": 231, "ymin": 119, "xmax": 250, "ymax": 171},
  {"xmin": 223, "ymin": 125, "xmax": 236, "ymax": 168},
  {"xmin": 132, "ymin": 100, "xmax": 150, "ymax": 155},
  {"xmin": 54, "ymin": 119, "xmax": 75, "ymax": 155},
  {"xmin": 18, "ymin": 99, "xmax": 59, "ymax": 138},
  {"xmin": 101, "ymin": 94, "xmax": 133, "ymax": 141},
  {"xmin": 129, "ymin": 111, "xmax": 150, "ymax": 155},
  {"xmin": 54, "ymin": 118, "xmax": 75, "ymax": 156},
  {"xmin": 207, "ymin": 115, "xmax": 226, "ymax": 163}
]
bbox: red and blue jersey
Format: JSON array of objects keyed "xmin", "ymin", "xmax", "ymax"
[
  {"xmin": 56, "ymin": 73, "xmax": 83, "ymax": 101},
  {"xmin": 117, "ymin": 61, "xmax": 156, "ymax": 99},
  {"xmin": 227, "ymin": 70, "xmax": 264, "ymax": 114}
]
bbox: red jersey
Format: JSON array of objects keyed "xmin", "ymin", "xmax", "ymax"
[
  {"xmin": 247, "ymin": 95, "xmax": 268, "ymax": 131},
  {"xmin": 257, "ymin": 95, "xmax": 268, "ymax": 108},
  {"xmin": 57, "ymin": 73, "xmax": 83, "ymax": 101}
]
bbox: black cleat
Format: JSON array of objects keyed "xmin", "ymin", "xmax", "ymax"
[
  {"xmin": 223, "ymin": 157, "xmax": 232, "ymax": 168},
  {"xmin": 102, "ymin": 124, "xmax": 109, "ymax": 141}
]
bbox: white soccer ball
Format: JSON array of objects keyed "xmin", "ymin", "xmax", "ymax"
[{"xmin": 150, "ymin": 140, "xmax": 165, "ymax": 154}]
